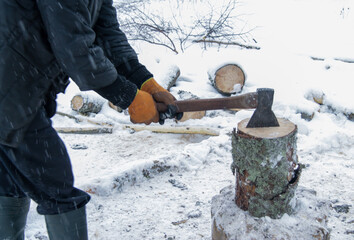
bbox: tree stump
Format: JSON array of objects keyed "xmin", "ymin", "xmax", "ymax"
[
  {"xmin": 208, "ymin": 64, "xmax": 246, "ymax": 96},
  {"xmin": 231, "ymin": 118, "xmax": 301, "ymax": 219},
  {"xmin": 71, "ymin": 92, "xmax": 106, "ymax": 115}
]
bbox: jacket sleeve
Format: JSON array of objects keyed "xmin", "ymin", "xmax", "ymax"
[
  {"xmin": 37, "ymin": 0, "xmax": 137, "ymax": 109},
  {"xmin": 93, "ymin": 0, "xmax": 153, "ymax": 89}
]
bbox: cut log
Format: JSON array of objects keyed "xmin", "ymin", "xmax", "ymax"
[
  {"xmin": 122, "ymin": 125, "xmax": 219, "ymax": 136},
  {"xmin": 71, "ymin": 92, "xmax": 106, "ymax": 114},
  {"xmin": 179, "ymin": 111, "xmax": 206, "ymax": 122},
  {"xmin": 231, "ymin": 118, "xmax": 301, "ymax": 219},
  {"xmin": 177, "ymin": 90, "xmax": 206, "ymax": 122},
  {"xmin": 160, "ymin": 67, "xmax": 180, "ymax": 91},
  {"xmin": 209, "ymin": 64, "xmax": 246, "ymax": 96}
]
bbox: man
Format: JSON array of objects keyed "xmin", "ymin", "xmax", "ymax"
[{"xmin": 0, "ymin": 0, "xmax": 182, "ymax": 239}]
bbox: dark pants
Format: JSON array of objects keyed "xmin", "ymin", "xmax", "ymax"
[{"xmin": 0, "ymin": 108, "xmax": 90, "ymax": 215}]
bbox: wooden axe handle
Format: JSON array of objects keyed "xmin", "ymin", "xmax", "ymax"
[{"xmin": 175, "ymin": 92, "xmax": 258, "ymax": 112}]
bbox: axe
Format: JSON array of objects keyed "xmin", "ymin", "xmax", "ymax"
[{"xmin": 171, "ymin": 88, "xmax": 279, "ymax": 128}]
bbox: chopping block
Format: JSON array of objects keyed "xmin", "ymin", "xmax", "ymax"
[{"xmin": 231, "ymin": 117, "xmax": 301, "ymax": 219}]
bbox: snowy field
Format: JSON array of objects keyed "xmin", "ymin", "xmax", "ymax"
[{"xmin": 24, "ymin": 0, "xmax": 353, "ymax": 239}]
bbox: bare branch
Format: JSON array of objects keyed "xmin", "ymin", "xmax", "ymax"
[
  {"xmin": 193, "ymin": 39, "xmax": 260, "ymax": 50},
  {"xmin": 116, "ymin": 0, "xmax": 257, "ymax": 53}
]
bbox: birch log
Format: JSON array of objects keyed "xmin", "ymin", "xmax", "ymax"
[
  {"xmin": 209, "ymin": 64, "xmax": 246, "ymax": 96},
  {"xmin": 231, "ymin": 118, "xmax": 301, "ymax": 219},
  {"xmin": 71, "ymin": 92, "xmax": 106, "ymax": 114},
  {"xmin": 55, "ymin": 127, "xmax": 113, "ymax": 134},
  {"xmin": 123, "ymin": 125, "xmax": 219, "ymax": 136}
]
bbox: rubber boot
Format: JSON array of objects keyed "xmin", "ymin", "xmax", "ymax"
[
  {"xmin": 45, "ymin": 206, "xmax": 88, "ymax": 240},
  {"xmin": 0, "ymin": 196, "xmax": 31, "ymax": 240}
]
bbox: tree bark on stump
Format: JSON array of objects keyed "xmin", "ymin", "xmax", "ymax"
[
  {"xmin": 209, "ymin": 64, "xmax": 246, "ymax": 96},
  {"xmin": 231, "ymin": 118, "xmax": 301, "ymax": 219}
]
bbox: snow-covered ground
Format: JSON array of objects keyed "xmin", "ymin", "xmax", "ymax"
[{"xmin": 24, "ymin": 0, "xmax": 353, "ymax": 239}]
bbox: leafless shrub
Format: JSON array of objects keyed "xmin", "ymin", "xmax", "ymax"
[{"xmin": 115, "ymin": 0, "xmax": 258, "ymax": 53}]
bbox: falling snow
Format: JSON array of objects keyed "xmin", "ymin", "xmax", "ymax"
[{"xmin": 21, "ymin": 0, "xmax": 353, "ymax": 239}]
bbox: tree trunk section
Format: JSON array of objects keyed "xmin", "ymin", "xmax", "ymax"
[
  {"xmin": 232, "ymin": 118, "xmax": 301, "ymax": 219},
  {"xmin": 209, "ymin": 64, "xmax": 245, "ymax": 96},
  {"xmin": 71, "ymin": 93, "xmax": 105, "ymax": 114}
]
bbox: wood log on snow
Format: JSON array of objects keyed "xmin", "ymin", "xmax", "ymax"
[
  {"xmin": 159, "ymin": 66, "xmax": 180, "ymax": 91},
  {"xmin": 177, "ymin": 90, "xmax": 206, "ymax": 122},
  {"xmin": 208, "ymin": 64, "xmax": 246, "ymax": 96},
  {"xmin": 122, "ymin": 125, "xmax": 219, "ymax": 136},
  {"xmin": 56, "ymin": 111, "xmax": 113, "ymax": 127},
  {"xmin": 71, "ymin": 92, "xmax": 106, "ymax": 114},
  {"xmin": 231, "ymin": 118, "xmax": 301, "ymax": 219},
  {"xmin": 55, "ymin": 127, "xmax": 113, "ymax": 134}
]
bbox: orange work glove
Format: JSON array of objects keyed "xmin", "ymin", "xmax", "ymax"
[
  {"xmin": 141, "ymin": 78, "xmax": 183, "ymax": 124},
  {"xmin": 128, "ymin": 90, "xmax": 159, "ymax": 125}
]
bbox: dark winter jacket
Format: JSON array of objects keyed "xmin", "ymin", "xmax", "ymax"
[{"xmin": 0, "ymin": 0, "xmax": 152, "ymax": 147}]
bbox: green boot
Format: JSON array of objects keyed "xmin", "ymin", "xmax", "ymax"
[
  {"xmin": 45, "ymin": 206, "xmax": 88, "ymax": 240},
  {"xmin": 0, "ymin": 196, "xmax": 31, "ymax": 240}
]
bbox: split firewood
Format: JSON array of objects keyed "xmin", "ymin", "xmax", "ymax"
[
  {"xmin": 56, "ymin": 111, "xmax": 113, "ymax": 127},
  {"xmin": 71, "ymin": 92, "xmax": 106, "ymax": 114},
  {"xmin": 122, "ymin": 125, "xmax": 219, "ymax": 136},
  {"xmin": 208, "ymin": 64, "xmax": 246, "ymax": 96},
  {"xmin": 177, "ymin": 90, "xmax": 206, "ymax": 122},
  {"xmin": 55, "ymin": 127, "xmax": 113, "ymax": 134}
]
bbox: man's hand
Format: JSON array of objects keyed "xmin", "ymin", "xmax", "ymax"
[
  {"xmin": 128, "ymin": 90, "xmax": 159, "ymax": 125},
  {"xmin": 141, "ymin": 78, "xmax": 183, "ymax": 124}
]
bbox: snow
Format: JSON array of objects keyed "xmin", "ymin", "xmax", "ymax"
[
  {"xmin": 211, "ymin": 185, "xmax": 331, "ymax": 239},
  {"xmin": 24, "ymin": 0, "xmax": 353, "ymax": 239}
]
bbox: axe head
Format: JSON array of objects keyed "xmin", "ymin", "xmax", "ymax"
[{"xmin": 246, "ymin": 88, "xmax": 279, "ymax": 128}]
